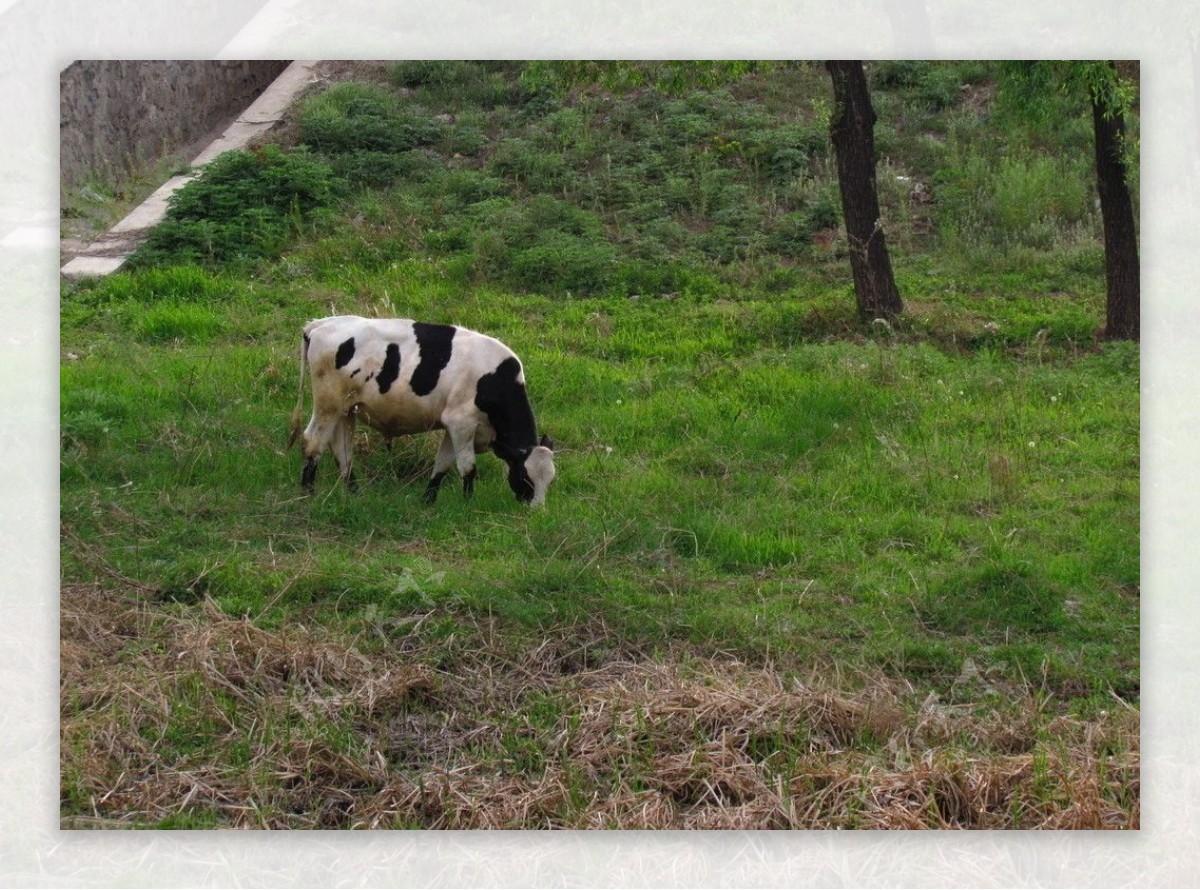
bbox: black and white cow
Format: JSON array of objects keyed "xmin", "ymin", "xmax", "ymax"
[{"xmin": 290, "ymin": 315, "xmax": 557, "ymax": 505}]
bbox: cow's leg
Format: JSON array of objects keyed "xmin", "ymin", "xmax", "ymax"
[
  {"xmin": 423, "ymin": 431, "xmax": 456, "ymax": 503},
  {"xmin": 331, "ymin": 412, "xmax": 357, "ymax": 492},
  {"xmin": 443, "ymin": 416, "xmax": 480, "ymax": 499},
  {"xmin": 302, "ymin": 454, "xmax": 319, "ymax": 490},
  {"xmin": 300, "ymin": 410, "xmax": 340, "ymax": 492}
]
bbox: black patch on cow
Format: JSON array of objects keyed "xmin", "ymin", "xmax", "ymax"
[
  {"xmin": 376, "ymin": 343, "xmax": 402, "ymax": 394},
  {"xmin": 475, "ymin": 357, "xmax": 538, "ymax": 452},
  {"xmin": 476, "ymin": 356, "xmax": 540, "ymax": 503},
  {"xmin": 335, "ymin": 337, "xmax": 356, "ymax": 369},
  {"xmin": 410, "ymin": 322, "xmax": 456, "ymax": 396},
  {"xmin": 507, "ymin": 461, "xmax": 535, "ymax": 503},
  {"xmin": 350, "ymin": 368, "xmax": 361, "ymax": 378}
]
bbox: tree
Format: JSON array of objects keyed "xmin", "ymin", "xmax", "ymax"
[
  {"xmin": 1089, "ymin": 63, "xmax": 1140, "ymax": 340},
  {"xmin": 1000, "ymin": 61, "xmax": 1140, "ymax": 341},
  {"xmin": 824, "ymin": 61, "xmax": 904, "ymax": 320}
]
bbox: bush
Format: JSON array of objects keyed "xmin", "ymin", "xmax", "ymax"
[
  {"xmin": 922, "ymin": 559, "xmax": 1067, "ymax": 636},
  {"xmin": 330, "ymin": 149, "xmax": 442, "ymax": 188},
  {"xmin": 61, "ymin": 409, "xmax": 111, "ymax": 449},
  {"xmin": 392, "ymin": 60, "xmax": 475, "ymax": 89},
  {"xmin": 457, "ymin": 194, "xmax": 617, "ymax": 295},
  {"xmin": 992, "ymin": 154, "xmax": 1090, "ymax": 231},
  {"xmin": 611, "ymin": 257, "xmax": 688, "ymax": 296},
  {"xmin": 806, "ymin": 189, "xmax": 841, "ymax": 231},
  {"xmin": 490, "ymin": 138, "xmax": 577, "ymax": 193},
  {"xmin": 299, "ymin": 82, "xmax": 444, "ymax": 154},
  {"xmin": 436, "ymin": 169, "xmax": 510, "ymax": 207},
  {"xmin": 441, "ymin": 122, "xmax": 489, "ymax": 156},
  {"xmin": 391, "ymin": 60, "xmax": 519, "ymax": 108},
  {"xmin": 871, "ymin": 61, "xmax": 967, "ymax": 111},
  {"xmin": 739, "ymin": 123, "xmax": 828, "ymax": 182},
  {"xmin": 129, "ymin": 147, "xmax": 338, "ymax": 267},
  {"xmin": 768, "ymin": 212, "xmax": 818, "ymax": 258},
  {"xmin": 508, "ymin": 235, "xmax": 617, "ymax": 295},
  {"xmin": 935, "ymin": 147, "xmax": 1095, "ymax": 251}
]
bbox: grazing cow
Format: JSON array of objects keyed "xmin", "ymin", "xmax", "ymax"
[{"xmin": 290, "ymin": 315, "xmax": 557, "ymax": 505}]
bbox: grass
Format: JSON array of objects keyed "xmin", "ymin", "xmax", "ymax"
[
  {"xmin": 61, "ymin": 584, "xmax": 1138, "ymax": 829},
  {"xmin": 60, "ymin": 61, "xmax": 1138, "ymax": 830}
]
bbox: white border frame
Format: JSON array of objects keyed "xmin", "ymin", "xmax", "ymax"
[{"xmin": 4, "ymin": 0, "xmax": 1187, "ymax": 885}]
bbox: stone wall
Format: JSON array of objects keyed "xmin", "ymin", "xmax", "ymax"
[{"xmin": 60, "ymin": 60, "xmax": 289, "ymax": 188}]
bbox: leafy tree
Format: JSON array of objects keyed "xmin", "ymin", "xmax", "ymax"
[
  {"xmin": 1000, "ymin": 61, "xmax": 1140, "ymax": 341},
  {"xmin": 824, "ymin": 61, "xmax": 904, "ymax": 320}
]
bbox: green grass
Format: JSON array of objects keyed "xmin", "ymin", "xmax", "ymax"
[
  {"xmin": 60, "ymin": 61, "xmax": 1138, "ymax": 829},
  {"xmin": 62, "ymin": 259, "xmax": 1138, "ymax": 703}
]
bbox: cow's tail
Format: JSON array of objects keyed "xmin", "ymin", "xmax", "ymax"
[{"xmin": 288, "ymin": 328, "xmax": 309, "ymax": 449}]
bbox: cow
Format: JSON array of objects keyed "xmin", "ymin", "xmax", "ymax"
[{"xmin": 290, "ymin": 315, "xmax": 557, "ymax": 506}]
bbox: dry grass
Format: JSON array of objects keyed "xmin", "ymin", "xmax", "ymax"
[{"xmin": 61, "ymin": 584, "xmax": 1138, "ymax": 830}]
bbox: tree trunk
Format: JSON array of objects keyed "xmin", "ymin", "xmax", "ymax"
[
  {"xmin": 1091, "ymin": 70, "xmax": 1140, "ymax": 341},
  {"xmin": 825, "ymin": 60, "xmax": 904, "ymax": 320}
]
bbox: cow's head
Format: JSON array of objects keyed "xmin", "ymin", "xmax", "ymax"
[{"xmin": 497, "ymin": 435, "xmax": 557, "ymax": 506}]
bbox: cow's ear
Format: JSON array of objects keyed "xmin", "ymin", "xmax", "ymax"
[{"xmin": 539, "ymin": 434, "xmax": 555, "ymax": 452}]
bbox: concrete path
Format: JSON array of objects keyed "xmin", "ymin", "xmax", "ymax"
[{"xmin": 60, "ymin": 59, "xmax": 321, "ymax": 281}]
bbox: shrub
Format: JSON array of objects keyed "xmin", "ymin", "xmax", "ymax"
[
  {"xmin": 534, "ymin": 107, "xmax": 591, "ymax": 153},
  {"xmin": 992, "ymin": 154, "xmax": 1090, "ymax": 231},
  {"xmin": 436, "ymin": 169, "xmax": 510, "ymax": 207},
  {"xmin": 871, "ymin": 61, "xmax": 967, "ymax": 111},
  {"xmin": 489, "ymin": 138, "xmax": 577, "ymax": 193},
  {"xmin": 329, "ymin": 149, "xmax": 443, "ymax": 188},
  {"xmin": 935, "ymin": 147, "xmax": 1095, "ymax": 251},
  {"xmin": 392, "ymin": 60, "xmax": 519, "ymax": 108},
  {"xmin": 392, "ymin": 60, "xmax": 474, "ymax": 89},
  {"xmin": 739, "ymin": 123, "xmax": 828, "ymax": 182},
  {"xmin": 299, "ymin": 82, "xmax": 444, "ymax": 153},
  {"xmin": 808, "ymin": 197, "xmax": 841, "ymax": 233},
  {"xmin": 507, "ymin": 235, "xmax": 617, "ymax": 295},
  {"xmin": 129, "ymin": 147, "xmax": 338, "ymax": 267},
  {"xmin": 767, "ymin": 212, "xmax": 818, "ymax": 258},
  {"xmin": 441, "ymin": 122, "xmax": 489, "ymax": 156},
  {"xmin": 611, "ymin": 257, "xmax": 688, "ymax": 296}
]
